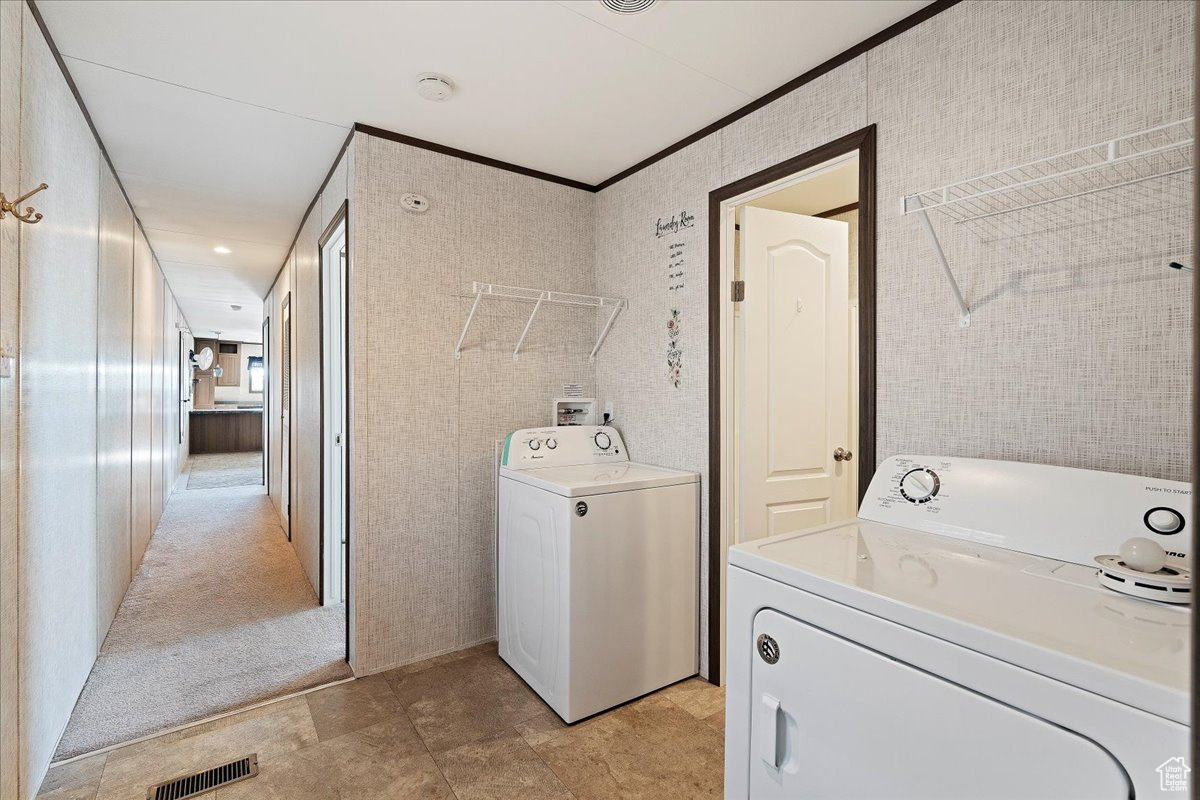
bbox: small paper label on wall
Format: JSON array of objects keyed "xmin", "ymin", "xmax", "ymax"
[{"xmin": 562, "ymin": 384, "xmax": 584, "ymax": 398}]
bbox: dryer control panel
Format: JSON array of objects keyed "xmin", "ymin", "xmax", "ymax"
[
  {"xmin": 502, "ymin": 426, "xmax": 628, "ymax": 469},
  {"xmin": 860, "ymin": 455, "xmax": 1192, "ymax": 568}
]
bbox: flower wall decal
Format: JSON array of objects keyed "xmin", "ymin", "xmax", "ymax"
[{"xmin": 666, "ymin": 309, "xmax": 682, "ymax": 388}]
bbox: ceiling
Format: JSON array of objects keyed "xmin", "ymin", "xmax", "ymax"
[
  {"xmin": 749, "ymin": 156, "xmax": 859, "ymax": 215},
  {"xmin": 38, "ymin": 0, "xmax": 929, "ymax": 342}
]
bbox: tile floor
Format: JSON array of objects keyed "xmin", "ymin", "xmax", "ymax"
[{"xmin": 38, "ymin": 643, "xmax": 725, "ymax": 799}]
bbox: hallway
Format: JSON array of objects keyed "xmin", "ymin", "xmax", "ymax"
[{"xmin": 55, "ymin": 463, "xmax": 350, "ymax": 760}]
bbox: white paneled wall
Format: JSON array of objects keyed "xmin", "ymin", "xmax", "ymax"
[
  {"xmin": 292, "ymin": 209, "xmax": 322, "ymax": 595},
  {"xmin": 264, "ymin": 144, "xmax": 350, "ymax": 611},
  {"xmin": 131, "ymin": 233, "xmax": 157, "ymax": 573},
  {"xmin": 18, "ymin": 9, "xmax": 101, "ymax": 791},
  {"xmin": 0, "ymin": 2, "xmax": 21, "ymax": 796},
  {"xmin": 96, "ymin": 167, "xmax": 135, "ymax": 641},
  {"xmin": 3, "ymin": 7, "xmax": 193, "ymax": 797}
]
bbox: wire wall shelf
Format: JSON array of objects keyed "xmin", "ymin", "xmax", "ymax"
[
  {"xmin": 901, "ymin": 119, "xmax": 1194, "ymax": 327},
  {"xmin": 454, "ymin": 282, "xmax": 627, "ymax": 362}
]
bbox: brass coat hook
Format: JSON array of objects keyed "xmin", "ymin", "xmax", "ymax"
[{"xmin": 0, "ymin": 183, "xmax": 48, "ymax": 224}]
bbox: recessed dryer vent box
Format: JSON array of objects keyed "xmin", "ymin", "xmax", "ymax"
[{"xmin": 553, "ymin": 398, "xmax": 595, "ymax": 426}]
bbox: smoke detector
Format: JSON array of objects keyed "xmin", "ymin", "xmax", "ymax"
[
  {"xmin": 600, "ymin": 0, "xmax": 657, "ymax": 14},
  {"xmin": 416, "ymin": 73, "xmax": 454, "ymax": 102}
]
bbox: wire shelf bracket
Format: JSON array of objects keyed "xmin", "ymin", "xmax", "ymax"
[
  {"xmin": 454, "ymin": 282, "xmax": 627, "ymax": 362},
  {"xmin": 901, "ymin": 119, "xmax": 1194, "ymax": 328}
]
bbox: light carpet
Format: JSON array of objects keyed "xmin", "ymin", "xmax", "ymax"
[
  {"xmin": 55, "ymin": 481, "xmax": 351, "ymax": 759},
  {"xmin": 186, "ymin": 452, "xmax": 263, "ymax": 489}
]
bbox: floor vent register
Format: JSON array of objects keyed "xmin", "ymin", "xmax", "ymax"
[{"xmin": 146, "ymin": 753, "xmax": 258, "ymax": 799}]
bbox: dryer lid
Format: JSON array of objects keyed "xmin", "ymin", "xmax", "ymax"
[
  {"xmin": 500, "ymin": 462, "xmax": 698, "ymax": 497},
  {"xmin": 730, "ymin": 519, "xmax": 1190, "ymax": 724}
]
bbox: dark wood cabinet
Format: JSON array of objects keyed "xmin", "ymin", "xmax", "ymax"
[{"xmin": 189, "ymin": 410, "xmax": 263, "ymax": 453}]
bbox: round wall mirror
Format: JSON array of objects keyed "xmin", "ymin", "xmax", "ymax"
[{"xmin": 195, "ymin": 346, "xmax": 214, "ymax": 371}]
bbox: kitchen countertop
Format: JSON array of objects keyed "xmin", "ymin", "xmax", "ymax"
[{"xmin": 190, "ymin": 407, "xmax": 263, "ymax": 415}]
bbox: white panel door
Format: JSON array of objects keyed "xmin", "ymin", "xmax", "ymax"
[
  {"xmin": 748, "ymin": 609, "xmax": 1131, "ymax": 799},
  {"xmin": 738, "ymin": 207, "xmax": 852, "ymax": 540}
]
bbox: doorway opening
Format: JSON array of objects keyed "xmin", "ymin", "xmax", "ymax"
[
  {"xmin": 319, "ymin": 203, "xmax": 351, "ymax": 620},
  {"xmin": 708, "ymin": 126, "xmax": 877, "ymax": 684},
  {"xmin": 186, "ymin": 331, "xmax": 265, "ymax": 490}
]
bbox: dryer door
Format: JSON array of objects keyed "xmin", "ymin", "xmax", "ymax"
[{"xmin": 750, "ymin": 609, "xmax": 1131, "ymax": 799}]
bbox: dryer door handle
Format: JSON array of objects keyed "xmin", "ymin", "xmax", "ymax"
[{"xmin": 757, "ymin": 693, "xmax": 783, "ymax": 769}]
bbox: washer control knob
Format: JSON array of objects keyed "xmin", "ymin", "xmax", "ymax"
[
  {"xmin": 528, "ymin": 439, "xmax": 541, "ymax": 451},
  {"xmin": 1145, "ymin": 507, "xmax": 1185, "ymax": 535},
  {"xmin": 899, "ymin": 468, "xmax": 940, "ymax": 503},
  {"xmin": 545, "ymin": 437, "xmax": 557, "ymax": 450},
  {"xmin": 594, "ymin": 431, "xmax": 612, "ymax": 450}
]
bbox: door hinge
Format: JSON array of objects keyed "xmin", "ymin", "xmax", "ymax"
[{"xmin": 731, "ymin": 280, "xmax": 745, "ymax": 302}]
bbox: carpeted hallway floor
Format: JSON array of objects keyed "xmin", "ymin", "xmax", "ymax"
[
  {"xmin": 55, "ymin": 464, "xmax": 351, "ymax": 759},
  {"xmin": 186, "ymin": 451, "xmax": 263, "ymax": 489}
]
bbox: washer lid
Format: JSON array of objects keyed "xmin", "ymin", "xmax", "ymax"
[
  {"xmin": 500, "ymin": 462, "xmax": 698, "ymax": 497},
  {"xmin": 730, "ymin": 520, "xmax": 1190, "ymax": 724}
]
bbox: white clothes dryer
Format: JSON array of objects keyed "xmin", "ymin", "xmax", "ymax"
[{"xmin": 726, "ymin": 455, "xmax": 1191, "ymax": 799}]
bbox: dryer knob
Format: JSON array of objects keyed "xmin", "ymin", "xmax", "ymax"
[
  {"xmin": 545, "ymin": 437, "xmax": 557, "ymax": 450},
  {"xmin": 594, "ymin": 432, "xmax": 611, "ymax": 450},
  {"xmin": 528, "ymin": 439, "xmax": 541, "ymax": 451},
  {"xmin": 899, "ymin": 468, "xmax": 940, "ymax": 503}
]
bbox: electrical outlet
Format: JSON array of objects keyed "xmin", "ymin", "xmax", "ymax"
[{"xmin": 604, "ymin": 401, "xmax": 614, "ymax": 420}]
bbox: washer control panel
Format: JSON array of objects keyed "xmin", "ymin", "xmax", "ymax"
[
  {"xmin": 860, "ymin": 455, "xmax": 1192, "ymax": 568},
  {"xmin": 502, "ymin": 426, "xmax": 627, "ymax": 468}
]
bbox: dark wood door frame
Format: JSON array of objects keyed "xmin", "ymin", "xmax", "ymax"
[
  {"xmin": 318, "ymin": 200, "xmax": 352, "ymax": 661},
  {"xmin": 706, "ymin": 124, "xmax": 877, "ymax": 685}
]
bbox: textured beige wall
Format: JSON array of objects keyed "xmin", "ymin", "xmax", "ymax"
[
  {"xmin": 260, "ymin": 0, "xmax": 1193, "ymax": 690},
  {"xmin": 349, "ymin": 132, "xmax": 596, "ymax": 674},
  {"xmin": 594, "ymin": 0, "xmax": 1194, "ymax": 678},
  {"xmin": 96, "ymin": 166, "xmax": 134, "ymax": 643}
]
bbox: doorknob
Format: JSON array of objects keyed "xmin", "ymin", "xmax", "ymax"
[{"xmin": 834, "ymin": 447, "xmax": 853, "ymax": 462}]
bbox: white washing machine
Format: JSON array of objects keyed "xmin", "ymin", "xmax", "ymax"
[
  {"xmin": 498, "ymin": 426, "xmax": 698, "ymax": 723},
  {"xmin": 726, "ymin": 455, "xmax": 1191, "ymax": 799}
]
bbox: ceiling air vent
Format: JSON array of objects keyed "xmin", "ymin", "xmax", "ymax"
[{"xmin": 600, "ymin": 0, "xmax": 658, "ymax": 14}]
